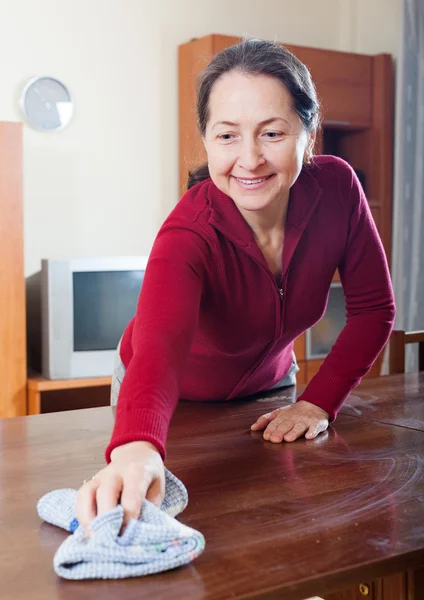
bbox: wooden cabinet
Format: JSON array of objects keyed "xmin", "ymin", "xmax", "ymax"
[
  {"xmin": 284, "ymin": 45, "xmax": 373, "ymax": 128},
  {"xmin": 27, "ymin": 373, "xmax": 111, "ymax": 415},
  {"xmin": 178, "ymin": 35, "xmax": 394, "ymax": 382},
  {"xmin": 0, "ymin": 122, "xmax": 26, "ymax": 417}
]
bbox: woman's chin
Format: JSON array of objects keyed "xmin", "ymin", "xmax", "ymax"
[{"xmin": 233, "ymin": 194, "xmax": 278, "ymax": 213}]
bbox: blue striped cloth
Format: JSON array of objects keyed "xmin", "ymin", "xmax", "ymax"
[{"xmin": 37, "ymin": 468, "xmax": 205, "ymax": 580}]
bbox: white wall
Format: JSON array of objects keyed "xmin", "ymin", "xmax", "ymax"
[{"xmin": 0, "ymin": 0, "xmax": 402, "ymax": 276}]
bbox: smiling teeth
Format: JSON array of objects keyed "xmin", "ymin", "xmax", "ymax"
[{"xmin": 237, "ymin": 177, "xmax": 268, "ymax": 185}]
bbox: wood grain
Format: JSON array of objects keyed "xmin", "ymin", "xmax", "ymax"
[
  {"xmin": 0, "ymin": 122, "xmax": 26, "ymax": 418},
  {"xmin": 1, "ymin": 374, "xmax": 424, "ymax": 599},
  {"xmin": 284, "ymin": 45, "xmax": 373, "ymax": 128},
  {"xmin": 338, "ymin": 371, "xmax": 424, "ymax": 432}
]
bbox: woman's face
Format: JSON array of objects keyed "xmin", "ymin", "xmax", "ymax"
[{"xmin": 203, "ymin": 72, "xmax": 312, "ymax": 214}]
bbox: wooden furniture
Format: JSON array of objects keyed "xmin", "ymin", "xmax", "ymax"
[
  {"xmin": 27, "ymin": 373, "xmax": 112, "ymax": 415},
  {"xmin": 0, "ymin": 122, "xmax": 26, "ymax": 418},
  {"xmin": 178, "ymin": 34, "xmax": 394, "ymax": 383},
  {"xmin": 338, "ymin": 371, "xmax": 424, "ymax": 431},
  {"xmin": 388, "ymin": 330, "xmax": 424, "ymax": 374},
  {"xmin": 1, "ymin": 373, "xmax": 423, "ymax": 600}
]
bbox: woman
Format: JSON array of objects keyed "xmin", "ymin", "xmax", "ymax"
[{"xmin": 76, "ymin": 39, "xmax": 395, "ymax": 533}]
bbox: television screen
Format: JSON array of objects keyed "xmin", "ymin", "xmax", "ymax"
[
  {"xmin": 73, "ymin": 270, "xmax": 144, "ymax": 351},
  {"xmin": 308, "ymin": 284, "xmax": 346, "ymax": 358}
]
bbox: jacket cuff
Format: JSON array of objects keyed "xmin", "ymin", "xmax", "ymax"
[
  {"xmin": 297, "ymin": 372, "xmax": 358, "ymax": 421},
  {"xmin": 105, "ymin": 408, "xmax": 168, "ymax": 463}
]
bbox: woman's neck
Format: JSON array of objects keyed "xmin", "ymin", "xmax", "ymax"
[{"xmin": 237, "ymin": 194, "xmax": 289, "ymax": 248}]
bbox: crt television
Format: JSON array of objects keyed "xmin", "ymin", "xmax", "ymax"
[{"xmin": 26, "ymin": 256, "xmax": 148, "ymax": 380}]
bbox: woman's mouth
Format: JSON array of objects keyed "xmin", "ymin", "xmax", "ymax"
[{"xmin": 233, "ymin": 174, "xmax": 274, "ymax": 190}]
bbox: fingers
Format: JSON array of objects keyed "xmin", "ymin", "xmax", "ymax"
[
  {"xmin": 120, "ymin": 474, "xmax": 148, "ymax": 528},
  {"xmin": 259, "ymin": 404, "xmax": 329, "ymax": 444},
  {"xmin": 76, "ymin": 471, "xmax": 154, "ymax": 534},
  {"xmin": 305, "ymin": 420, "xmax": 329, "ymax": 440},
  {"xmin": 145, "ymin": 470, "xmax": 165, "ymax": 507},
  {"xmin": 95, "ymin": 475, "xmax": 122, "ymax": 516},
  {"xmin": 119, "ymin": 464, "xmax": 165, "ymax": 528},
  {"xmin": 76, "ymin": 478, "xmax": 100, "ymax": 534},
  {"xmin": 76, "ymin": 475, "xmax": 123, "ymax": 535},
  {"xmin": 263, "ymin": 418, "xmax": 300, "ymax": 443},
  {"xmin": 250, "ymin": 409, "xmax": 282, "ymax": 431},
  {"xmin": 75, "ymin": 443, "xmax": 165, "ymax": 537},
  {"xmin": 283, "ymin": 421, "xmax": 310, "ymax": 442}
]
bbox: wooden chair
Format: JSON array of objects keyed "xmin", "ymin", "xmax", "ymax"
[{"xmin": 389, "ymin": 330, "xmax": 424, "ymax": 374}]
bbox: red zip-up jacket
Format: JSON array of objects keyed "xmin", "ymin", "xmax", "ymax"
[{"xmin": 106, "ymin": 155, "xmax": 395, "ymax": 461}]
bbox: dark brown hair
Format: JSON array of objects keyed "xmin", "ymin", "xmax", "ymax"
[{"xmin": 187, "ymin": 38, "xmax": 320, "ymax": 190}]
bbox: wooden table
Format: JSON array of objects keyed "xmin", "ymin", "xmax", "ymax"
[
  {"xmin": 1, "ymin": 373, "xmax": 424, "ymax": 599},
  {"xmin": 339, "ymin": 372, "xmax": 424, "ymax": 431}
]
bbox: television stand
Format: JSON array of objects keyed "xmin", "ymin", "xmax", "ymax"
[{"xmin": 27, "ymin": 372, "xmax": 112, "ymax": 415}]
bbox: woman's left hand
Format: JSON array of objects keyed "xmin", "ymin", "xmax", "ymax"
[{"xmin": 250, "ymin": 400, "xmax": 329, "ymax": 443}]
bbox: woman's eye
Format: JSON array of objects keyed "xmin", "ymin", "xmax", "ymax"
[
  {"xmin": 218, "ymin": 133, "xmax": 235, "ymax": 141},
  {"xmin": 264, "ymin": 131, "xmax": 283, "ymax": 139}
]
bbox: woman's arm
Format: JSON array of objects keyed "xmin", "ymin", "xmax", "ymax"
[
  {"xmin": 297, "ymin": 163, "xmax": 396, "ymax": 419},
  {"xmin": 105, "ymin": 227, "xmax": 209, "ymax": 461}
]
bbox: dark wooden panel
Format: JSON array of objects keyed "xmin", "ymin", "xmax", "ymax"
[
  {"xmin": 326, "ymin": 571, "xmax": 411, "ymax": 600},
  {"xmin": 40, "ymin": 386, "xmax": 111, "ymax": 413},
  {"xmin": 326, "ymin": 582, "xmax": 374, "ymax": 599}
]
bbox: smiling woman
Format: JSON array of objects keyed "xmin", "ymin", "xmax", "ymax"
[
  {"xmin": 189, "ymin": 40, "xmax": 318, "ymax": 187},
  {"xmin": 75, "ymin": 38, "xmax": 396, "ymax": 536},
  {"xmin": 203, "ymin": 73, "xmax": 311, "ymax": 231}
]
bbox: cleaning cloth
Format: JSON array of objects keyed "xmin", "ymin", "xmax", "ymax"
[{"xmin": 37, "ymin": 467, "xmax": 205, "ymax": 580}]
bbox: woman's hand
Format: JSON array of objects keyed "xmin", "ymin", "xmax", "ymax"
[
  {"xmin": 75, "ymin": 440, "xmax": 165, "ymax": 535},
  {"xmin": 250, "ymin": 400, "xmax": 329, "ymax": 442}
]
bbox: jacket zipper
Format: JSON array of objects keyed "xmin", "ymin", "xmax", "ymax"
[
  {"xmin": 278, "ymin": 273, "xmax": 284, "ymax": 299},
  {"xmin": 226, "ymin": 254, "xmax": 285, "ymax": 399}
]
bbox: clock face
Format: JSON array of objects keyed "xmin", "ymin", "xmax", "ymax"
[{"xmin": 20, "ymin": 77, "xmax": 74, "ymax": 132}]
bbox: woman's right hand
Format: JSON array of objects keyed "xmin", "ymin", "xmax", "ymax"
[{"xmin": 75, "ymin": 440, "xmax": 165, "ymax": 535}]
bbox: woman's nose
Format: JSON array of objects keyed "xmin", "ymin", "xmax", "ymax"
[{"xmin": 238, "ymin": 141, "xmax": 265, "ymax": 171}]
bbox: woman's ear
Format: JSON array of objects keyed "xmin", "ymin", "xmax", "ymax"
[
  {"xmin": 304, "ymin": 132, "xmax": 317, "ymax": 164},
  {"xmin": 308, "ymin": 131, "xmax": 316, "ymax": 154}
]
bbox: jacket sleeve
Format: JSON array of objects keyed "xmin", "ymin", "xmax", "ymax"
[
  {"xmin": 105, "ymin": 226, "xmax": 209, "ymax": 461},
  {"xmin": 297, "ymin": 163, "xmax": 396, "ymax": 419}
]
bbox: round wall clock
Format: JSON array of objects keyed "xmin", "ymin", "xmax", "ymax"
[{"xmin": 19, "ymin": 76, "xmax": 74, "ymax": 132}]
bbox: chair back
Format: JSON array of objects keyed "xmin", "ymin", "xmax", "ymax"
[{"xmin": 389, "ymin": 330, "xmax": 424, "ymax": 374}]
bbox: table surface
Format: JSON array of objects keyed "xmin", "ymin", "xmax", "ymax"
[
  {"xmin": 1, "ymin": 372, "xmax": 424, "ymax": 600},
  {"xmin": 338, "ymin": 372, "xmax": 424, "ymax": 431}
]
